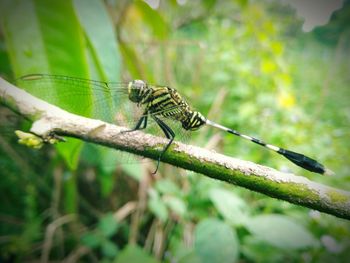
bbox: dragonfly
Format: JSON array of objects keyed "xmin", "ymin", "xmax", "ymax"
[{"xmin": 17, "ymin": 74, "xmax": 332, "ymax": 175}]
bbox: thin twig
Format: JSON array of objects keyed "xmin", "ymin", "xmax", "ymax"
[
  {"xmin": 113, "ymin": 201, "xmax": 137, "ymax": 221},
  {"xmin": 129, "ymin": 172, "xmax": 151, "ymax": 244},
  {"xmin": 41, "ymin": 214, "xmax": 76, "ymax": 263},
  {"xmin": 63, "ymin": 245, "xmax": 91, "ymax": 263}
]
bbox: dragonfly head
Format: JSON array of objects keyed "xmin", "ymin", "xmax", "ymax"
[{"xmin": 128, "ymin": 80, "xmax": 148, "ymax": 103}]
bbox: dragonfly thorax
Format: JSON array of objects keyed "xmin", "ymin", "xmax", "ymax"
[{"xmin": 128, "ymin": 80, "xmax": 151, "ymax": 104}]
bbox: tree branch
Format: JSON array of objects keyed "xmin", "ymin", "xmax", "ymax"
[{"xmin": 1, "ymin": 77, "xmax": 350, "ymax": 220}]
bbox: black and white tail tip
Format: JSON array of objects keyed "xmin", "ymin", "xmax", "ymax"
[{"xmin": 205, "ymin": 120, "xmax": 334, "ymax": 176}]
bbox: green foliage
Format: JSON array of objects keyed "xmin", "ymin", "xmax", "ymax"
[
  {"xmin": 115, "ymin": 245, "xmax": 159, "ymax": 263},
  {"xmin": 1, "ymin": 0, "xmax": 350, "ymax": 262},
  {"xmin": 312, "ymin": 0, "xmax": 350, "ymax": 46},
  {"xmin": 209, "ymin": 187, "xmax": 248, "ymax": 225},
  {"xmin": 81, "ymin": 213, "xmax": 120, "ymax": 259},
  {"xmin": 194, "ymin": 218, "xmax": 239, "ymax": 263},
  {"xmin": 245, "ymin": 214, "xmax": 319, "ymax": 249}
]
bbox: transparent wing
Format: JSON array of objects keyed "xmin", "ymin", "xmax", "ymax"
[
  {"xmin": 14, "ymin": 75, "xmax": 196, "ymax": 170},
  {"xmin": 17, "ymin": 74, "xmax": 131, "ymax": 124},
  {"xmin": 16, "ymin": 74, "xmax": 192, "ymax": 142},
  {"xmin": 16, "ymin": 74, "xmax": 187, "ymax": 128}
]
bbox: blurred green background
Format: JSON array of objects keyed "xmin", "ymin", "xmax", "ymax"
[{"xmin": 0, "ymin": 0, "xmax": 349, "ymax": 262}]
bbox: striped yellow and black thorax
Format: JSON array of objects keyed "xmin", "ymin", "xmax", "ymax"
[{"xmin": 128, "ymin": 80, "xmax": 206, "ymax": 131}]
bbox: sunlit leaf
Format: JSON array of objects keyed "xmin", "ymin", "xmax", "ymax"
[
  {"xmin": 260, "ymin": 60, "xmax": 277, "ymax": 74},
  {"xmin": 278, "ymin": 91, "xmax": 296, "ymax": 109},
  {"xmin": 73, "ymin": 0, "xmax": 121, "ymax": 81},
  {"xmin": 2, "ymin": 0, "xmax": 90, "ymax": 170}
]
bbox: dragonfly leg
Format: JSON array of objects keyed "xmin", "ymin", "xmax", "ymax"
[
  {"xmin": 121, "ymin": 112, "xmax": 148, "ymax": 134},
  {"xmin": 152, "ymin": 115, "xmax": 175, "ymax": 174},
  {"xmin": 132, "ymin": 115, "xmax": 148, "ymax": 131}
]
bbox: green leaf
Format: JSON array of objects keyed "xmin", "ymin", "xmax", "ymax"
[
  {"xmin": 2, "ymin": 0, "xmax": 90, "ymax": 170},
  {"xmin": 63, "ymin": 171, "xmax": 78, "ymax": 213},
  {"xmin": 245, "ymin": 214, "xmax": 319, "ymax": 250},
  {"xmin": 209, "ymin": 188, "xmax": 248, "ymax": 225},
  {"xmin": 241, "ymin": 236, "xmax": 286, "ymax": 263},
  {"xmin": 164, "ymin": 196, "xmax": 187, "ymax": 217},
  {"xmin": 203, "ymin": 0, "xmax": 216, "ymax": 10},
  {"xmin": 148, "ymin": 189, "xmax": 168, "ymax": 222},
  {"xmin": 178, "ymin": 251, "xmax": 202, "ymax": 263},
  {"xmin": 98, "ymin": 170, "xmax": 115, "ymax": 198},
  {"xmin": 73, "ymin": 0, "xmax": 121, "ymax": 82},
  {"xmin": 115, "ymin": 245, "xmax": 159, "ymax": 263},
  {"xmin": 134, "ymin": 1, "xmax": 169, "ymax": 40},
  {"xmin": 155, "ymin": 179, "xmax": 181, "ymax": 195},
  {"xmin": 98, "ymin": 213, "xmax": 119, "ymax": 238},
  {"xmin": 194, "ymin": 219, "xmax": 239, "ymax": 263},
  {"xmin": 101, "ymin": 240, "xmax": 119, "ymax": 258},
  {"xmin": 118, "ymin": 43, "xmax": 154, "ymax": 82},
  {"xmin": 34, "ymin": 0, "xmax": 88, "ymax": 77},
  {"xmin": 81, "ymin": 232, "xmax": 101, "ymax": 249},
  {"xmin": 2, "ymin": 0, "xmax": 122, "ymax": 171},
  {"xmin": 56, "ymin": 138, "xmax": 84, "ymax": 170}
]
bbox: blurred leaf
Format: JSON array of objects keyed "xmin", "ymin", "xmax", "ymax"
[
  {"xmin": 271, "ymin": 41, "xmax": 283, "ymax": 55},
  {"xmin": 120, "ymin": 161, "xmax": 144, "ymax": 181},
  {"xmin": 209, "ymin": 188, "xmax": 248, "ymax": 225},
  {"xmin": 277, "ymin": 91, "xmax": 296, "ymax": 109},
  {"xmin": 245, "ymin": 214, "xmax": 319, "ymax": 249},
  {"xmin": 241, "ymin": 236, "xmax": 286, "ymax": 263},
  {"xmin": 148, "ymin": 189, "xmax": 168, "ymax": 222},
  {"xmin": 115, "ymin": 244, "xmax": 159, "ymax": 263},
  {"xmin": 236, "ymin": 0, "xmax": 248, "ymax": 7},
  {"xmin": 2, "ymin": 0, "xmax": 90, "ymax": 170},
  {"xmin": 203, "ymin": 0, "xmax": 216, "ymax": 10},
  {"xmin": 98, "ymin": 213, "xmax": 119, "ymax": 238},
  {"xmin": 194, "ymin": 218, "xmax": 239, "ymax": 263},
  {"xmin": 95, "ymin": 147, "xmax": 118, "ymax": 197},
  {"xmin": 81, "ymin": 232, "xmax": 101, "ymax": 248},
  {"xmin": 101, "ymin": 240, "xmax": 119, "ymax": 258},
  {"xmin": 164, "ymin": 196, "xmax": 187, "ymax": 217},
  {"xmin": 56, "ymin": 138, "xmax": 84, "ymax": 170},
  {"xmin": 178, "ymin": 250, "xmax": 202, "ymax": 263},
  {"xmin": 260, "ymin": 60, "xmax": 277, "ymax": 74},
  {"xmin": 134, "ymin": 1, "xmax": 169, "ymax": 40},
  {"xmin": 118, "ymin": 42, "xmax": 154, "ymax": 82},
  {"xmin": 63, "ymin": 172, "xmax": 78, "ymax": 213},
  {"xmin": 98, "ymin": 170, "xmax": 115, "ymax": 198},
  {"xmin": 155, "ymin": 179, "xmax": 181, "ymax": 195},
  {"xmin": 73, "ymin": 0, "xmax": 121, "ymax": 81}
]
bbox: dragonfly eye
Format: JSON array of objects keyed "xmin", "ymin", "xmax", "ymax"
[{"xmin": 128, "ymin": 80, "xmax": 147, "ymax": 103}]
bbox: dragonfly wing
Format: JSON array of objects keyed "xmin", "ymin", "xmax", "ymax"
[{"xmin": 16, "ymin": 74, "xmax": 132, "ymax": 124}]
